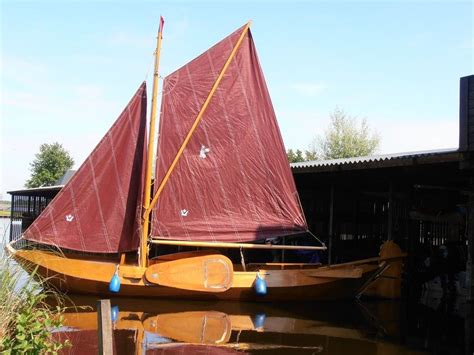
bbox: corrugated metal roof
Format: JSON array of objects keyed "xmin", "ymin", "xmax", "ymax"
[
  {"xmin": 8, "ymin": 185, "xmax": 64, "ymax": 195},
  {"xmin": 8, "ymin": 170, "xmax": 77, "ymax": 195},
  {"xmin": 291, "ymin": 148, "xmax": 459, "ymax": 170}
]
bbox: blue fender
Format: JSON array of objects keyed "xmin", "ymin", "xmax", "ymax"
[
  {"xmin": 111, "ymin": 305, "xmax": 119, "ymax": 322},
  {"xmin": 254, "ymin": 273, "xmax": 267, "ymax": 296},
  {"xmin": 109, "ymin": 265, "xmax": 121, "ymax": 293},
  {"xmin": 252, "ymin": 312, "xmax": 266, "ymax": 328}
]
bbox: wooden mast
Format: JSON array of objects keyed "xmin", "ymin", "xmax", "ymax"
[
  {"xmin": 140, "ymin": 17, "xmax": 164, "ymax": 267},
  {"xmin": 142, "ymin": 21, "xmax": 252, "ymax": 232}
]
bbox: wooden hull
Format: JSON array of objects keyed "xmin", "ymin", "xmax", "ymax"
[{"xmin": 6, "ymin": 242, "xmax": 397, "ymax": 302}]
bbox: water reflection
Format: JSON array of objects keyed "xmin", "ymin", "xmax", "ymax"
[{"xmin": 54, "ymin": 296, "xmax": 429, "ymax": 354}]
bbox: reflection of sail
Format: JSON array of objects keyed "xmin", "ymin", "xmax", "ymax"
[
  {"xmin": 146, "ymin": 345, "xmax": 245, "ymax": 355},
  {"xmin": 54, "ymin": 330, "xmax": 98, "ymax": 355}
]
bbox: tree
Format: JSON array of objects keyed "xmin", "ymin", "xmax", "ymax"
[
  {"xmin": 314, "ymin": 108, "xmax": 380, "ymax": 160},
  {"xmin": 26, "ymin": 143, "xmax": 74, "ymax": 188},
  {"xmin": 287, "ymin": 148, "xmax": 317, "ymax": 163}
]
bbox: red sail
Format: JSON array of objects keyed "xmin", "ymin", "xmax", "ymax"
[
  {"xmin": 23, "ymin": 83, "xmax": 148, "ymax": 253},
  {"xmin": 151, "ymin": 26, "xmax": 307, "ymax": 242}
]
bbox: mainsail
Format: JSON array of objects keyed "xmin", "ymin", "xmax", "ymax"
[
  {"xmin": 151, "ymin": 25, "xmax": 307, "ymax": 242},
  {"xmin": 23, "ymin": 83, "xmax": 148, "ymax": 253}
]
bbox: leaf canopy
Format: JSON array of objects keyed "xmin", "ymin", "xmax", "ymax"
[{"xmin": 25, "ymin": 142, "xmax": 74, "ymax": 188}]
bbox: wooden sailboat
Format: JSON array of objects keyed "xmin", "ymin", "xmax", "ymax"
[{"xmin": 7, "ymin": 19, "xmax": 404, "ymax": 301}]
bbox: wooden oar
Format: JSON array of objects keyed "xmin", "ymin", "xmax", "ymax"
[
  {"xmin": 302, "ymin": 267, "xmax": 363, "ymax": 279},
  {"xmin": 149, "ymin": 250, "xmax": 219, "ymax": 264},
  {"xmin": 143, "ymin": 311, "xmax": 232, "ymax": 344},
  {"xmin": 145, "ymin": 253, "xmax": 234, "ymax": 292}
]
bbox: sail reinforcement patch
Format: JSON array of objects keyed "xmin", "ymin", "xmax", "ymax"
[{"xmin": 199, "ymin": 145, "xmax": 210, "ymax": 159}]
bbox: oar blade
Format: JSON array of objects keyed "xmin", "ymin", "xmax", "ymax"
[{"xmin": 145, "ymin": 254, "xmax": 234, "ymax": 292}]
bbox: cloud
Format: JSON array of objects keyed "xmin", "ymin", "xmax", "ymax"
[
  {"xmin": 276, "ymin": 108, "xmax": 327, "ymax": 149},
  {"xmin": 276, "ymin": 107, "xmax": 458, "ymax": 156},
  {"xmin": 377, "ymin": 118, "xmax": 458, "ymax": 154},
  {"xmin": 106, "ymin": 31, "xmax": 151, "ymax": 49},
  {"xmin": 1, "ymin": 56, "xmax": 124, "ymax": 195},
  {"xmin": 290, "ymin": 83, "xmax": 327, "ymax": 97},
  {"xmin": 2, "ymin": 55, "xmax": 50, "ymax": 89}
]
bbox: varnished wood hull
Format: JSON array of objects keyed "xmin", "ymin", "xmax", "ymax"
[{"xmin": 6, "ymin": 242, "xmax": 397, "ymax": 302}]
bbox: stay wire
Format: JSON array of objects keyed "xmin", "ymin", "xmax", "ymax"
[{"xmin": 307, "ymin": 229, "xmax": 326, "ymax": 248}]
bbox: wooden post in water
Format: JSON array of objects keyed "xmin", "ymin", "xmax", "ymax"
[{"xmin": 97, "ymin": 299, "xmax": 113, "ymax": 355}]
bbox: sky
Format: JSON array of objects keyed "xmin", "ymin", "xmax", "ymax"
[{"xmin": 1, "ymin": 0, "xmax": 472, "ymax": 199}]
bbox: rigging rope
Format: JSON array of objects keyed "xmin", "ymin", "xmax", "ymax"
[{"xmin": 307, "ymin": 229, "xmax": 326, "ymax": 248}]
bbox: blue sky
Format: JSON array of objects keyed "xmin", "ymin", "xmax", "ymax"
[{"xmin": 1, "ymin": 0, "xmax": 472, "ymax": 198}]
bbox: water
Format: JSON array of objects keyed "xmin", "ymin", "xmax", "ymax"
[
  {"xmin": 0, "ymin": 217, "xmax": 30, "ymax": 291},
  {"xmin": 0, "ymin": 217, "xmax": 11, "ymax": 246},
  {"xmin": 53, "ymin": 291, "xmax": 469, "ymax": 355}
]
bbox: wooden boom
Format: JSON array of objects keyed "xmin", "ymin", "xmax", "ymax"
[{"xmin": 149, "ymin": 238, "xmax": 327, "ymax": 251}]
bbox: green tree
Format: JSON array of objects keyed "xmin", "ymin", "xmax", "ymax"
[
  {"xmin": 26, "ymin": 143, "xmax": 74, "ymax": 188},
  {"xmin": 315, "ymin": 108, "xmax": 380, "ymax": 160},
  {"xmin": 286, "ymin": 148, "xmax": 318, "ymax": 163}
]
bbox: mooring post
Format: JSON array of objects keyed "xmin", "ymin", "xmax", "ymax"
[
  {"xmin": 328, "ymin": 184, "xmax": 334, "ymax": 265},
  {"xmin": 387, "ymin": 181, "xmax": 394, "ymax": 241},
  {"xmin": 468, "ymin": 178, "xmax": 474, "ymax": 302},
  {"xmin": 97, "ymin": 299, "xmax": 113, "ymax": 355}
]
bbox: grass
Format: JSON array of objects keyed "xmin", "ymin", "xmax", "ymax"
[
  {"xmin": 0, "ymin": 211, "xmax": 10, "ymax": 217},
  {"xmin": 0, "ymin": 254, "xmax": 70, "ymax": 353}
]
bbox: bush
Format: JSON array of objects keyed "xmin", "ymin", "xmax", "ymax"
[{"xmin": 0, "ymin": 256, "xmax": 70, "ymax": 354}]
